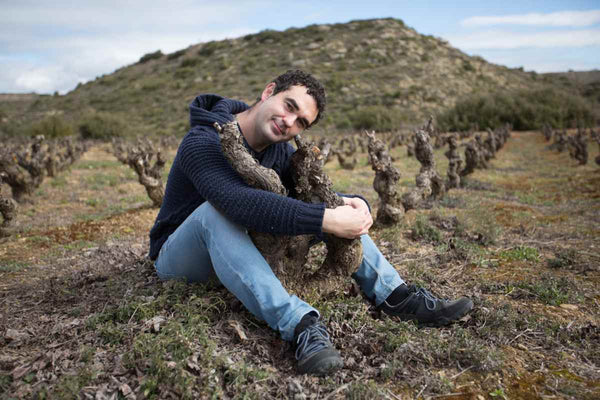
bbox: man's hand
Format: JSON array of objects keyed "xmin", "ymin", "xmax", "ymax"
[
  {"xmin": 343, "ymin": 196, "xmax": 370, "ymax": 216},
  {"xmin": 322, "ymin": 200, "xmax": 373, "ymax": 239}
]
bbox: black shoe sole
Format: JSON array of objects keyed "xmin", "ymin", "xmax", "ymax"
[
  {"xmin": 297, "ymin": 349, "xmax": 344, "ymax": 376},
  {"xmin": 389, "ymin": 299, "xmax": 474, "ymax": 327}
]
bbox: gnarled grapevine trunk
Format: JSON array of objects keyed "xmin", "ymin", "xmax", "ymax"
[
  {"xmin": 401, "ymin": 119, "xmax": 446, "ymax": 210},
  {"xmin": 444, "ymin": 135, "xmax": 462, "ymax": 189},
  {"xmin": 549, "ymin": 129, "xmax": 568, "ymax": 153},
  {"xmin": 0, "ymin": 172, "xmax": 18, "ymax": 237},
  {"xmin": 571, "ymin": 128, "xmax": 588, "ymax": 165},
  {"xmin": 0, "ymin": 145, "xmax": 37, "ymax": 204},
  {"xmin": 365, "ymin": 130, "xmax": 404, "ymax": 225},
  {"xmin": 111, "ymin": 137, "xmax": 165, "ymax": 207},
  {"xmin": 290, "ymin": 135, "xmax": 363, "ymax": 294},
  {"xmin": 215, "ymin": 121, "xmax": 362, "ymax": 298}
]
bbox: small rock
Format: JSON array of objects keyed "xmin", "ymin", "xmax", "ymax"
[
  {"xmin": 144, "ymin": 316, "xmax": 166, "ymax": 332},
  {"xmin": 291, "ymin": 59, "xmax": 307, "ymax": 67},
  {"xmin": 288, "ymin": 379, "xmax": 304, "ymax": 396},
  {"xmin": 5, "ymin": 329, "xmax": 29, "ymax": 343},
  {"xmin": 560, "ymin": 304, "xmax": 578, "ymax": 311},
  {"xmin": 119, "ymin": 382, "xmax": 135, "ymax": 400}
]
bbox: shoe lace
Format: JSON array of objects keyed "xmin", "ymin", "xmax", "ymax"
[
  {"xmin": 295, "ymin": 322, "xmax": 331, "ymax": 361},
  {"xmin": 413, "ymin": 287, "xmax": 439, "ymax": 311}
]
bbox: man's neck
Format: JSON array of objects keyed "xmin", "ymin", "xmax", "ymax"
[{"xmin": 236, "ymin": 108, "xmax": 268, "ymax": 153}]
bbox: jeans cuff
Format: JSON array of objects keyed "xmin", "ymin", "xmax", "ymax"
[
  {"xmin": 374, "ymin": 275, "xmax": 405, "ymax": 306},
  {"xmin": 279, "ymin": 305, "xmax": 320, "ymax": 342}
]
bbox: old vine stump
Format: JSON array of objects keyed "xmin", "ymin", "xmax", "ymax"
[
  {"xmin": 475, "ymin": 135, "xmax": 490, "ymax": 166},
  {"xmin": 0, "ymin": 172, "xmax": 18, "ymax": 237},
  {"xmin": 0, "ymin": 143, "xmax": 38, "ymax": 204},
  {"xmin": 401, "ymin": 119, "xmax": 446, "ymax": 211},
  {"xmin": 290, "ymin": 135, "xmax": 363, "ymax": 294},
  {"xmin": 365, "ymin": 130, "xmax": 404, "ymax": 225},
  {"xmin": 444, "ymin": 135, "xmax": 462, "ymax": 189},
  {"xmin": 460, "ymin": 141, "xmax": 478, "ymax": 177},
  {"xmin": 112, "ymin": 138, "xmax": 165, "ymax": 207},
  {"xmin": 216, "ymin": 121, "xmax": 362, "ymax": 298},
  {"xmin": 593, "ymin": 131, "xmax": 600, "ymax": 166}
]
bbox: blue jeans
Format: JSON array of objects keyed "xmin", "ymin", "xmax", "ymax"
[{"xmin": 155, "ymin": 202, "xmax": 404, "ymax": 341}]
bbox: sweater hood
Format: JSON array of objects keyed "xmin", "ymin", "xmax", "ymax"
[{"xmin": 189, "ymin": 94, "xmax": 250, "ymax": 128}]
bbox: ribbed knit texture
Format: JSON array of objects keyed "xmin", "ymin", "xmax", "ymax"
[{"xmin": 148, "ymin": 94, "xmax": 326, "ymax": 260}]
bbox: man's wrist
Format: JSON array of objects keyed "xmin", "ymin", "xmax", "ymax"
[{"xmin": 322, "ymin": 208, "xmax": 334, "ymax": 233}]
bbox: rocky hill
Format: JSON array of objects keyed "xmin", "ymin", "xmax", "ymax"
[{"xmin": 0, "ymin": 18, "xmax": 586, "ymax": 137}]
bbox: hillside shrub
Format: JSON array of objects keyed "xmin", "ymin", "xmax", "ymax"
[
  {"xmin": 0, "ymin": 122, "xmax": 19, "ymax": 137},
  {"xmin": 462, "ymin": 61, "xmax": 475, "ymax": 72},
  {"xmin": 179, "ymin": 58, "xmax": 199, "ymax": 68},
  {"xmin": 174, "ymin": 67, "xmax": 194, "ymax": 80},
  {"xmin": 139, "ymin": 50, "xmax": 163, "ymax": 64},
  {"xmin": 78, "ymin": 112, "xmax": 125, "ymax": 140},
  {"xmin": 254, "ymin": 29, "xmax": 280, "ymax": 43},
  {"xmin": 583, "ymin": 81, "xmax": 600, "ymax": 103},
  {"xmin": 348, "ymin": 106, "xmax": 404, "ymax": 131},
  {"xmin": 167, "ymin": 49, "xmax": 187, "ymax": 60},
  {"xmin": 28, "ymin": 115, "xmax": 74, "ymax": 138},
  {"xmin": 198, "ymin": 42, "xmax": 220, "ymax": 57},
  {"xmin": 438, "ymin": 88, "xmax": 595, "ymax": 131}
]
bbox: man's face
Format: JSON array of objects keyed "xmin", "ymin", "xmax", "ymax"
[{"xmin": 253, "ymin": 83, "xmax": 318, "ymax": 146}]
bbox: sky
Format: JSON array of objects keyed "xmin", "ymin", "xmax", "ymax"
[{"xmin": 1, "ymin": 0, "xmax": 599, "ymax": 95}]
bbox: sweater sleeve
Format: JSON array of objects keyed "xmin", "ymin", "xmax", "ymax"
[{"xmin": 177, "ymin": 129, "xmax": 325, "ymax": 236}]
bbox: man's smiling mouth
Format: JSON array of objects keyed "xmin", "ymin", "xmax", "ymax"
[{"xmin": 273, "ymin": 120, "xmax": 285, "ymax": 136}]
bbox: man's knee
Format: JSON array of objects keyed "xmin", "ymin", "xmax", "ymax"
[{"xmin": 192, "ymin": 202, "xmax": 244, "ymax": 234}]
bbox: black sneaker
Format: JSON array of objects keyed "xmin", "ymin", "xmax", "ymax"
[
  {"xmin": 379, "ymin": 285, "xmax": 473, "ymax": 326},
  {"xmin": 294, "ymin": 314, "xmax": 343, "ymax": 376}
]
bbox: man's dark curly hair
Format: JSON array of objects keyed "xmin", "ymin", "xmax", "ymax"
[{"xmin": 271, "ymin": 69, "xmax": 326, "ymax": 128}]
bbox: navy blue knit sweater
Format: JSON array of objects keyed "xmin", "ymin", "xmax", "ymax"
[{"xmin": 148, "ymin": 94, "xmax": 326, "ymax": 260}]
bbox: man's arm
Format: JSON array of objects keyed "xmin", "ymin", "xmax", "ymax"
[{"xmin": 178, "ymin": 129, "xmax": 325, "ymax": 237}]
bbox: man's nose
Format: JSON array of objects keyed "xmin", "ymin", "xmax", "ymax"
[{"xmin": 283, "ymin": 112, "xmax": 296, "ymax": 128}]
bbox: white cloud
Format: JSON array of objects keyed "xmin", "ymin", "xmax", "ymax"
[
  {"xmin": 468, "ymin": 50, "xmax": 599, "ymax": 73},
  {"xmin": 0, "ymin": 0, "xmax": 259, "ymax": 93},
  {"xmin": 446, "ymin": 29, "xmax": 600, "ymax": 50},
  {"xmin": 15, "ymin": 66, "xmax": 66, "ymax": 93},
  {"xmin": 0, "ymin": 0, "xmax": 254, "ymax": 31},
  {"xmin": 0, "ymin": 26, "xmax": 254, "ymax": 94},
  {"xmin": 461, "ymin": 10, "xmax": 600, "ymax": 27}
]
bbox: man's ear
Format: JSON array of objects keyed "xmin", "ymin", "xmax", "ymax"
[{"xmin": 260, "ymin": 82, "xmax": 277, "ymax": 101}]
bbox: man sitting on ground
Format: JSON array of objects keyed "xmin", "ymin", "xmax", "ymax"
[{"xmin": 149, "ymin": 69, "xmax": 473, "ymax": 376}]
